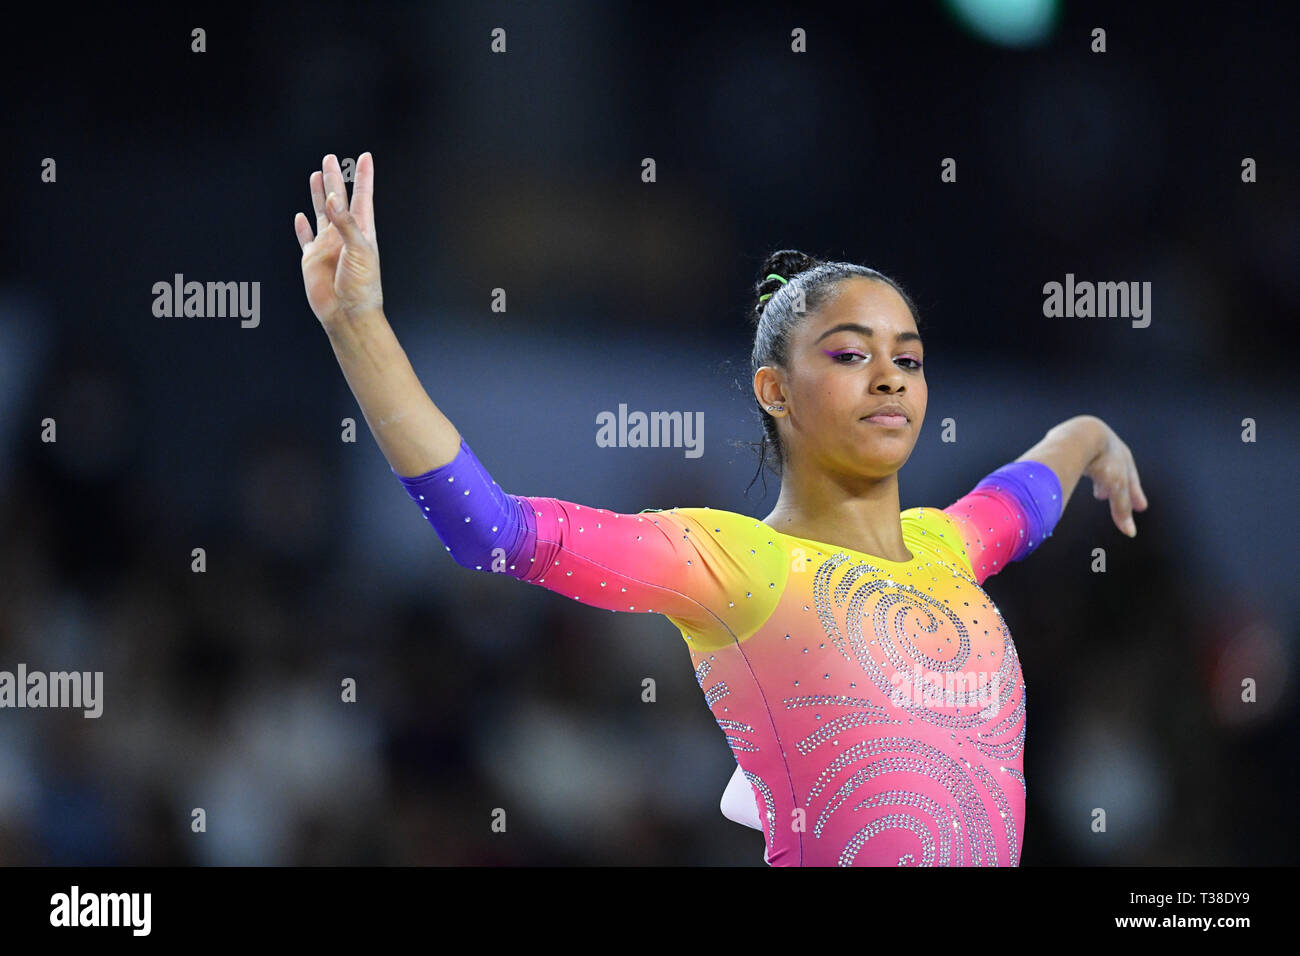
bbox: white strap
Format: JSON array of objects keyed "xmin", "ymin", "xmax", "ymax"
[{"xmin": 719, "ymin": 762, "xmax": 763, "ymax": 830}]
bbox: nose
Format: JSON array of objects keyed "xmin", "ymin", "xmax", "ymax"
[{"xmin": 870, "ymin": 356, "xmax": 906, "ymax": 393}]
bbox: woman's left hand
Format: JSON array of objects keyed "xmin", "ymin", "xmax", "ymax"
[{"xmin": 1085, "ymin": 423, "xmax": 1149, "ymax": 537}]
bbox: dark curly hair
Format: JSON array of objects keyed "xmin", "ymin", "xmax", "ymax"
[{"xmin": 740, "ymin": 249, "xmax": 924, "ymax": 497}]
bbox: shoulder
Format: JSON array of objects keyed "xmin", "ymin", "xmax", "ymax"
[
  {"xmin": 902, "ymin": 506, "xmax": 974, "ymax": 574},
  {"xmin": 645, "ymin": 507, "xmax": 789, "ymax": 649},
  {"xmin": 642, "ymin": 506, "xmax": 791, "ymax": 576},
  {"xmin": 650, "ymin": 506, "xmax": 765, "ymax": 536}
]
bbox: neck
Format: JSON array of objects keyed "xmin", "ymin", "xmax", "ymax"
[{"xmin": 761, "ymin": 457, "xmax": 912, "ymax": 562}]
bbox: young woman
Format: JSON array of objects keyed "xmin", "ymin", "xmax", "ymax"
[{"xmin": 294, "ymin": 152, "xmax": 1148, "ymax": 866}]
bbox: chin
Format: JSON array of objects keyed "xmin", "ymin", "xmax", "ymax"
[{"xmin": 845, "ymin": 451, "xmax": 910, "ymax": 477}]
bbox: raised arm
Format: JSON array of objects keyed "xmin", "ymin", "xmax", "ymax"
[
  {"xmin": 939, "ymin": 415, "xmax": 1147, "ymax": 585},
  {"xmin": 1014, "ymin": 414, "xmax": 1147, "ymax": 538},
  {"xmin": 293, "ymin": 152, "xmax": 460, "ymax": 477},
  {"xmin": 294, "ymin": 152, "xmax": 787, "ymax": 648}
]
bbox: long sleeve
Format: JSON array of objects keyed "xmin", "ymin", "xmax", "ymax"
[
  {"xmin": 392, "ymin": 437, "xmax": 787, "ymax": 649},
  {"xmin": 940, "ymin": 460, "xmax": 1063, "ymax": 585}
]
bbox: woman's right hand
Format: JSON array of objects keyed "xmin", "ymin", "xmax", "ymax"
[{"xmin": 294, "ymin": 152, "xmax": 384, "ymax": 326}]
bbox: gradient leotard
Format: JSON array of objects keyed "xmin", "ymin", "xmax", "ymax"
[{"xmin": 395, "ymin": 438, "xmax": 1061, "ymax": 866}]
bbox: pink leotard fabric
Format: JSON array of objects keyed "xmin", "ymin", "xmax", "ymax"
[{"xmin": 395, "ymin": 440, "xmax": 1061, "ymax": 866}]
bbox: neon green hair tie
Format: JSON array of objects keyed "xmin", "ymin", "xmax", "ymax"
[{"xmin": 757, "ymin": 273, "xmax": 789, "ymax": 303}]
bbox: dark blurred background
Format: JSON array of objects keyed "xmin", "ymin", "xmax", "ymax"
[{"xmin": 1, "ymin": 0, "xmax": 1297, "ymax": 865}]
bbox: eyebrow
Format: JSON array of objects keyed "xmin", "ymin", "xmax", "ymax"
[{"xmin": 814, "ymin": 322, "xmax": 923, "ymax": 346}]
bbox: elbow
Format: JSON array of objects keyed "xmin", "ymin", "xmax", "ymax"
[
  {"xmin": 446, "ymin": 540, "xmax": 508, "ymax": 573},
  {"xmin": 414, "ymin": 492, "xmax": 529, "ymax": 574}
]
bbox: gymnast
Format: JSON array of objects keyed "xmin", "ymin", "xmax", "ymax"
[{"xmin": 294, "ymin": 152, "xmax": 1148, "ymax": 865}]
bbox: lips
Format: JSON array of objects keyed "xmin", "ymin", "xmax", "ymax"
[
  {"xmin": 861, "ymin": 404, "xmax": 909, "ymax": 426},
  {"xmin": 864, "ymin": 414, "xmax": 907, "ymax": 427}
]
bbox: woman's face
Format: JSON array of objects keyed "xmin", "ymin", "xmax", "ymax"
[{"xmin": 756, "ymin": 276, "xmax": 927, "ymax": 479}]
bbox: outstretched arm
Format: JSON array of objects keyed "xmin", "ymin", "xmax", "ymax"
[
  {"xmin": 1015, "ymin": 414, "xmax": 1148, "ymax": 538},
  {"xmin": 392, "ymin": 437, "xmax": 788, "ymax": 649}
]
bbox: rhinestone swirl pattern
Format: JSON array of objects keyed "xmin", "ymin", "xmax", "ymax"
[{"xmin": 687, "ymin": 507, "xmax": 1027, "ymax": 867}]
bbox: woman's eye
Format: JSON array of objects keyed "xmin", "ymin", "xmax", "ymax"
[{"xmin": 827, "ymin": 350, "xmax": 921, "ymax": 368}]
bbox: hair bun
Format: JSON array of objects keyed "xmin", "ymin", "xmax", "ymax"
[{"xmin": 752, "ymin": 249, "xmax": 822, "ymax": 319}]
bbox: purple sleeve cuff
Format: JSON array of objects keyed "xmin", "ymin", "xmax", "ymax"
[
  {"xmin": 392, "ymin": 438, "xmax": 537, "ymax": 572},
  {"xmin": 974, "ymin": 460, "xmax": 1063, "ymax": 562}
]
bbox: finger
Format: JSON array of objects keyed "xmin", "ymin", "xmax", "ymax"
[
  {"xmin": 324, "ymin": 191, "xmax": 365, "ymax": 244},
  {"xmin": 353, "ymin": 151, "xmax": 375, "ymax": 239},
  {"xmin": 1110, "ymin": 482, "xmax": 1135, "ymax": 537},
  {"xmin": 323, "ymin": 154, "xmax": 347, "ymax": 217},
  {"xmin": 1130, "ymin": 460, "xmax": 1149, "ymax": 511},
  {"xmin": 310, "ymin": 170, "xmax": 328, "ymax": 233},
  {"xmin": 294, "ymin": 212, "xmax": 314, "ymax": 250}
]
